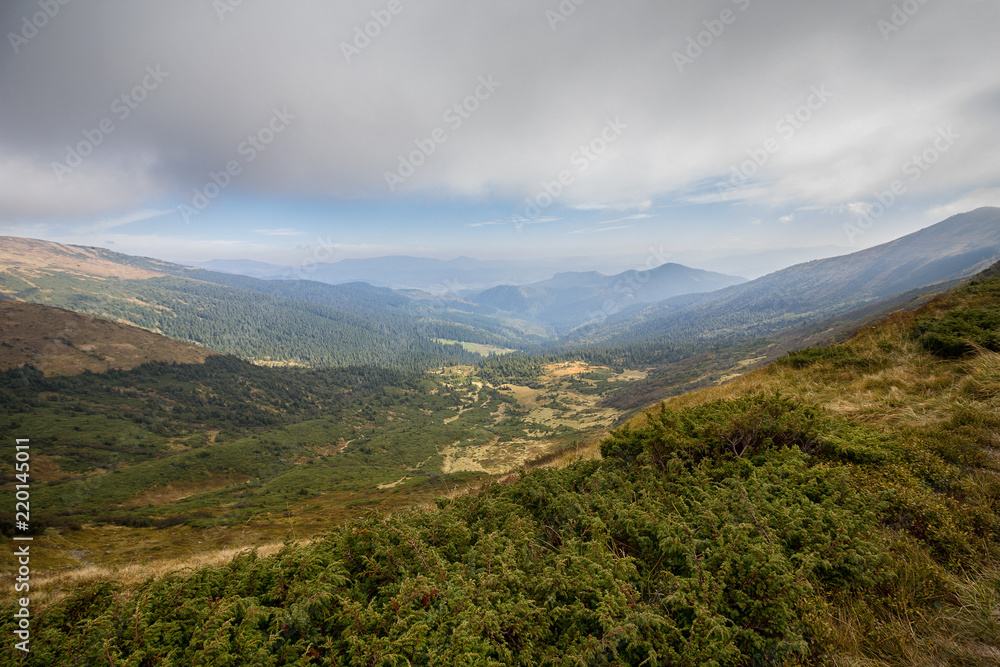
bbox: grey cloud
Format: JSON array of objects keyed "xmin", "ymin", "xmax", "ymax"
[{"xmin": 1, "ymin": 0, "xmax": 997, "ymax": 220}]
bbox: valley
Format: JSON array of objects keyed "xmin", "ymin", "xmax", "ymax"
[
  {"xmin": 1, "ymin": 211, "xmax": 1000, "ymax": 664},
  {"xmin": 0, "ymin": 333, "xmax": 645, "ymax": 582},
  {"xmin": 3, "ymin": 247, "xmax": 999, "ymax": 665}
]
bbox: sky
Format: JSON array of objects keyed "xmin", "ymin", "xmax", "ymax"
[{"xmin": 1, "ymin": 0, "xmax": 998, "ymax": 273}]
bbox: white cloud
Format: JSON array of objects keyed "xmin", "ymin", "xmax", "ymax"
[
  {"xmin": 0, "ymin": 153, "xmax": 162, "ymax": 219},
  {"xmin": 254, "ymin": 228, "xmax": 303, "ymax": 236},
  {"xmin": 925, "ymin": 188, "xmax": 1000, "ymax": 222},
  {"xmin": 596, "ymin": 213, "xmax": 653, "ymax": 226},
  {"xmin": 846, "ymin": 201, "xmax": 872, "ymax": 217},
  {"xmin": 571, "ymin": 225, "xmax": 635, "ymax": 234}
]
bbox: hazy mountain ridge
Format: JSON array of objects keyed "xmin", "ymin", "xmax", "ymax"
[
  {"xmin": 469, "ymin": 262, "xmax": 746, "ymax": 334},
  {"xmin": 569, "ymin": 207, "xmax": 1000, "ymax": 347},
  {"xmin": 192, "ymin": 255, "xmax": 646, "ymax": 292},
  {"xmin": 193, "ymin": 246, "xmax": 862, "ymax": 290},
  {"xmin": 2, "ymin": 208, "xmax": 998, "ymax": 371}
]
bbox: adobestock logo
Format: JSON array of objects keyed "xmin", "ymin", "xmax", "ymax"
[
  {"xmin": 716, "ymin": 84, "xmax": 834, "ymax": 201},
  {"xmin": 287, "ymin": 235, "xmax": 341, "ymax": 282},
  {"xmin": 213, "ymin": 0, "xmax": 248, "ymax": 22},
  {"xmin": 546, "ymin": 0, "xmax": 588, "ymax": 31},
  {"xmin": 511, "ymin": 117, "xmax": 628, "ymax": 230},
  {"xmin": 51, "ymin": 65, "xmax": 170, "ymax": 182},
  {"xmin": 843, "ymin": 125, "xmax": 959, "ymax": 244},
  {"xmin": 179, "ymin": 107, "xmax": 296, "ymax": 223},
  {"xmin": 385, "ymin": 75, "xmax": 501, "ymax": 192},
  {"xmin": 878, "ymin": 0, "xmax": 931, "ymax": 41}
]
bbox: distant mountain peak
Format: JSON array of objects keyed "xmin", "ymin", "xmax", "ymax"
[
  {"xmin": 469, "ymin": 261, "xmax": 746, "ymax": 334},
  {"xmin": 569, "ymin": 207, "xmax": 1000, "ymax": 348}
]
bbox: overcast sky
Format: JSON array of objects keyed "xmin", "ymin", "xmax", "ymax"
[{"xmin": 1, "ymin": 0, "xmax": 998, "ymax": 270}]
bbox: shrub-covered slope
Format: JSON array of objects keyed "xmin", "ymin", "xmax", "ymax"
[{"xmin": 5, "ymin": 269, "xmax": 1000, "ymax": 665}]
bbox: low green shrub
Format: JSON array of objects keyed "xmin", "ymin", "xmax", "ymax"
[
  {"xmin": 914, "ymin": 306, "xmax": 1000, "ymax": 358},
  {"xmin": 778, "ymin": 345, "xmax": 886, "ymax": 371},
  {"xmin": 602, "ymin": 394, "xmax": 822, "ymax": 466}
]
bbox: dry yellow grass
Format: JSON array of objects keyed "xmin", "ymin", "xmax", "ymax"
[
  {"xmin": 30, "ymin": 541, "xmax": 293, "ymax": 609},
  {"xmin": 0, "ymin": 299, "xmax": 216, "ymax": 375},
  {"xmin": 648, "ymin": 312, "xmax": 982, "ymax": 437},
  {"xmin": 123, "ymin": 472, "xmax": 250, "ymax": 508},
  {"xmin": 0, "ymin": 236, "xmax": 166, "ymax": 280}
]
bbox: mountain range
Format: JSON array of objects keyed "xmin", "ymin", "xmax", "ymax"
[
  {"xmin": 192, "ymin": 255, "xmax": 648, "ymax": 292},
  {"xmin": 569, "ymin": 207, "xmax": 1000, "ymax": 347},
  {"xmin": 0, "ymin": 236, "xmax": 540, "ymax": 369},
  {"xmin": 467, "ymin": 263, "xmax": 745, "ymax": 334},
  {"xmin": 192, "ymin": 245, "xmax": 858, "ymax": 289},
  {"xmin": 2, "ymin": 208, "xmax": 999, "ymax": 371}
]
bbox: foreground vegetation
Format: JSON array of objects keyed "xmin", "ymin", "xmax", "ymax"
[{"xmin": 3, "ymin": 271, "xmax": 1000, "ymax": 664}]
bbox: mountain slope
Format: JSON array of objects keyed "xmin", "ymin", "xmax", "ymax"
[
  {"xmin": 572, "ymin": 207, "xmax": 1000, "ymax": 347},
  {"xmin": 0, "ymin": 299, "xmax": 217, "ymax": 376},
  {"xmin": 470, "ymin": 262, "xmax": 746, "ymax": 333},
  {"xmin": 0, "ymin": 237, "xmax": 539, "ymax": 369}
]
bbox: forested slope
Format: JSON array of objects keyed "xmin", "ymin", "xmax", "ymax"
[{"xmin": 0, "ymin": 237, "xmax": 539, "ymax": 370}]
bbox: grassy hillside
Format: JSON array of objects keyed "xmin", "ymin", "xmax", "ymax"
[
  {"xmin": 595, "ymin": 279, "xmax": 966, "ymax": 414},
  {"xmin": 4, "ymin": 273, "xmax": 998, "ymax": 663},
  {"xmin": 0, "ymin": 300, "xmax": 217, "ymax": 376}
]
